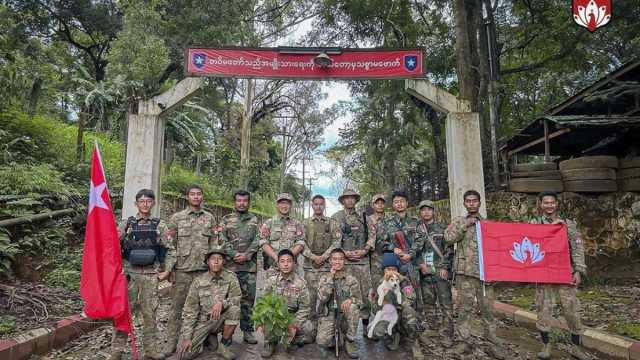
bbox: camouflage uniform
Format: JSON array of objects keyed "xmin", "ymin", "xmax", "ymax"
[
  {"xmin": 367, "ymin": 212, "xmax": 387, "ymax": 288},
  {"xmin": 382, "ymin": 213, "xmax": 421, "ymax": 309},
  {"xmin": 258, "ymin": 215, "xmax": 306, "ymax": 269},
  {"xmin": 530, "ymin": 216, "xmax": 587, "ymax": 335},
  {"xmin": 164, "ymin": 208, "xmax": 216, "ymax": 350},
  {"xmin": 370, "ymin": 273, "xmax": 420, "ymax": 342},
  {"xmin": 260, "ymin": 270, "xmax": 314, "ymax": 344},
  {"xmin": 178, "ymin": 269, "xmax": 241, "ymax": 360},
  {"xmin": 332, "ymin": 209, "xmax": 372, "ymax": 320},
  {"xmin": 444, "ymin": 214, "xmax": 499, "ymax": 341},
  {"xmin": 219, "ymin": 211, "xmax": 260, "ymax": 334},
  {"xmin": 315, "ymin": 270, "xmax": 362, "ymax": 346},
  {"xmin": 302, "ymin": 214, "xmax": 341, "ymax": 334},
  {"xmin": 112, "ymin": 214, "xmax": 175, "ymax": 356},
  {"xmin": 413, "ymin": 220, "xmax": 453, "ymax": 335}
]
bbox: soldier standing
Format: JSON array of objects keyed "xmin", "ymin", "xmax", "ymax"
[
  {"xmin": 175, "ymin": 245, "xmax": 241, "ymax": 360},
  {"xmin": 444, "ymin": 190, "xmax": 508, "ymax": 359},
  {"xmin": 258, "ymin": 193, "xmax": 305, "ymax": 269},
  {"xmin": 316, "ymin": 248, "xmax": 361, "ymax": 359},
  {"xmin": 219, "ymin": 190, "xmax": 260, "ymax": 345},
  {"xmin": 162, "ymin": 185, "xmax": 217, "ymax": 357},
  {"xmin": 302, "ymin": 194, "xmax": 341, "ymax": 338},
  {"xmin": 258, "ymin": 249, "xmax": 313, "ymax": 358},
  {"xmin": 413, "ymin": 200, "xmax": 453, "ymax": 347},
  {"xmin": 367, "ymin": 193, "xmax": 387, "ymax": 292},
  {"xmin": 530, "ymin": 191, "xmax": 591, "ymax": 360},
  {"xmin": 110, "ymin": 189, "xmax": 173, "ymax": 360},
  {"xmin": 332, "ymin": 189, "xmax": 373, "ymax": 329}
]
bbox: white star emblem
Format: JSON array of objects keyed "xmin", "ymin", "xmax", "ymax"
[
  {"xmin": 195, "ymin": 56, "xmax": 204, "ymax": 65},
  {"xmin": 89, "ymin": 181, "xmax": 109, "ymax": 214},
  {"xmin": 407, "ymin": 58, "xmax": 415, "ymax": 67}
]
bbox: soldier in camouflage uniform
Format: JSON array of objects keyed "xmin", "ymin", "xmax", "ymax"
[
  {"xmin": 444, "ymin": 190, "xmax": 508, "ymax": 359},
  {"xmin": 412, "ymin": 200, "xmax": 453, "ymax": 347},
  {"xmin": 530, "ymin": 192, "xmax": 591, "ymax": 360},
  {"xmin": 302, "ymin": 195, "xmax": 341, "ymax": 338},
  {"xmin": 367, "ymin": 193, "xmax": 387, "ymax": 291},
  {"xmin": 110, "ymin": 189, "xmax": 174, "ymax": 360},
  {"xmin": 370, "ymin": 252, "xmax": 423, "ymax": 360},
  {"xmin": 219, "ymin": 190, "xmax": 260, "ymax": 344},
  {"xmin": 332, "ymin": 189, "xmax": 373, "ymax": 327},
  {"xmin": 316, "ymin": 248, "xmax": 361, "ymax": 359},
  {"xmin": 258, "ymin": 193, "xmax": 306, "ymax": 270},
  {"xmin": 162, "ymin": 185, "xmax": 217, "ymax": 357},
  {"xmin": 175, "ymin": 245, "xmax": 240, "ymax": 360},
  {"xmin": 258, "ymin": 249, "xmax": 313, "ymax": 358}
]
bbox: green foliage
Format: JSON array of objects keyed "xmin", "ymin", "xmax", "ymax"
[
  {"xmin": 0, "ymin": 315, "xmax": 16, "ymax": 336},
  {"xmin": 43, "ymin": 238, "xmax": 82, "ymax": 291},
  {"xmin": 509, "ymin": 286, "xmax": 536, "ymax": 311},
  {"xmin": 251, "ymin": 291, "xmax": 295, "ymax": 348},
  {"xmin": 0, "ymin": 164, "xmax": 75, "ymax": 199},
  {"xmin": 0, "ymin": 228, "xmax": 20, "ymax": 277},
  {"xmin": 608, "ymin": 321, "xmax": 640, "ymax": 341},
  {"xmin": 549, "ymin": 328, "xmax": 570, "ymax": 344}
]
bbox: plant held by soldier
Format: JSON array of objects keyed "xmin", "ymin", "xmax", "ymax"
[{"xmin": 251, "ymin": 291, "xmax": 294, "ymax": 348}]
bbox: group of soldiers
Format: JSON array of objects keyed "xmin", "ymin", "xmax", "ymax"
[{"xmin": 109, "ymin": 185, "xmax": 592, "ymax": 360}]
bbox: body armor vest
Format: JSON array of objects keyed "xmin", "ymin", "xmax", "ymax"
[
  {"xmin": 310, "ymin": 220, "xmax": 331, "ymax": 255},
  {"xmin": 122, "ymin": 217, "xmax": 166, "ymax": 266}
]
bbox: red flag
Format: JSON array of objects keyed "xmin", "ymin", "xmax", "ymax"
[
  {"xmin": 80, "ymin": 144, "xmax": 135, "ymax": 339},
  {"xmin": 476, "ymin": 221, "xmax": 573, "ymax": 284}
]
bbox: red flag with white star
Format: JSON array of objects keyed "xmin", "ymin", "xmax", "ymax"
[{"xmin": 80, "ymin": 144, "xmax": 135, "ymax": 348}]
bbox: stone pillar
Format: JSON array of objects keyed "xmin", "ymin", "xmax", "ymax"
[
  {"xmin": 122, "ymin": 112, "xmax": 165, "ymax": 219},
  {"xmin": 445, "ymin": 112, "xmax": 487, "ymax": 218}
]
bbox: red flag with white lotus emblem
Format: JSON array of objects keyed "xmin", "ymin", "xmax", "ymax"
[{"xmin": 573, "ymin": 0, "xmax": 612, "ymax": 33}]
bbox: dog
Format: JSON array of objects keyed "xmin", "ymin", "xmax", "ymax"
[{"xmin": 367, "ymin": 270, "xmax": 402, "ymax": 338}]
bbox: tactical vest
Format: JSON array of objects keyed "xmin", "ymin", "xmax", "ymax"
[
  {"xmin": 309, "ymin": 220, "xmax": 331, "ymax": 255},
  {"xmin": 339, "ymin": 213, "xmax": 367, "ymax": 250},
  {"xmin": 122, "ymin": 217, "xmax": 166, "ymax": 266}
]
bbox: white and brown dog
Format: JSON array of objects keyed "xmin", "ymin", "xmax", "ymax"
[{"xmin": 367, "ymin": 270, "xmax": 402, "ymax": 338}]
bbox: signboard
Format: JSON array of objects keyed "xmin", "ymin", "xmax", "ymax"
[{"xmin": 185, "ymin": 47, "xmax": 424, "ymax": 79}]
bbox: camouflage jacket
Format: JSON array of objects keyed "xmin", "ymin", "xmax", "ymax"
[
  {"xmin": 219, "ymin": 211, "xmax": 260, "ymax": 273},
  {"xmin": 332, "ymin": 209, "xmax": 369, "ymax": 264},
  {"xmin": 167, "ymin": 208, "xmax": 216, "ymax": 272},
  {"xmin": 382, "ymin": 213, "xmax": 420, "ymax": 258},
  {"xmin": 444, "ymin": 214, "xmax": 483, "ymax": 278},
  {"xmin": 370, "ymin": 273, "xmax": 415, "ymax": 313},
  {"xmin": 367, "ymin": 213, "xmax": 387, "ymax": 257},
  {"xmin": 412, "ymin": 220, "xmax": 451, "ymax": 273},
  {"xmin": 302, "ymin": 215, "xmax": 341, "ymax": 270},
  {"xmin": 261, "ymin": 270, "xmax": 311, "ymax": 326},
  {"xmin": 316, "ymin": 271, "xmax": 362, "ymax": 316},
  {"xmin": 117, "ymin": 213, "xmax": 176, "ymax": 274},
  {"xmin": 180, "ymin": 269, "xmax": 241, "ymax": 341},
  {"xmin": 258, "ymin": 215, "xmax": 306, "ymax": 254},
  {"xmin": 530, "ymin": 216, "xmax": 587, "ymax": 275}
]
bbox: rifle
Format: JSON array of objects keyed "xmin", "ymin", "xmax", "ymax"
[
  {"xmin": 332, "ymin": 280, "xmax": 341, "ymax": 358},
  {"xmin": 393, "ymin": 230, "xmax": 424, "ymax": 321}
]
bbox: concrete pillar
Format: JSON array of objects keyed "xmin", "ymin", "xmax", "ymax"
[
  {"xmin": 122, "ymin": 113, "xmax": 165, "ymax": 219},
  {"xmin": 445, "ymin": 112, "xmax": 487, "ymax": 218}
]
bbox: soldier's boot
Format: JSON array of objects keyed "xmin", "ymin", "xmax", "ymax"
[
  {"xmin": 260, "ymin": 342, "xmax": 275, "ymax": 358},
  {"xmin": 205, "ymin": 334, "xmax": 219, "ymax": 352},
  {"xmin": 386, "ymin": 332, "xmax": 400, "ymax": 351},
  {"xmin": 568, "ymin": 334, "xmax": 592, "ymax": 360},
  {"xmin": 108, "ymin": 350, "xmax": 123, "ymax": 360},
  {"xmin": 318, "ymin": 346, "xmax": 331, "ymax": 359},
  {"xmin": 243, "ymin": 331, "xmax": 258, "ymax": 344},
  {"xmin": 344, "ymin": 339, "xmax": 359, "ymax": 359},
  {"xmin": 537, "ymin": 331, "xmax": 552, "ymax": 360},
  {"xmin": 411, "ymin": 338, "xmax": 425, "ymax": 360},
  {"xmin": 216, "ymin": 338, "xmax": 236, "ymax": 360}
]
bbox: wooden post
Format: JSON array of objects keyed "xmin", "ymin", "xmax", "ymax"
[{"xmin": 543, "ymin": 119, "xmax": 550, "ymax": 162}]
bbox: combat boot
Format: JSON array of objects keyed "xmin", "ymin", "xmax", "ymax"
[
  {"xmin": 243, "ymin": 331, "xmax": 258, "ymax": 344},
  {"xmin": 344, "ymin": 339, "xmax": 359, "ymax": 359},
  {"xmin": 205, "ymin": 334, "xmax": 218, "ymax": 351},
  {"xmin": 386, "ymin": 332, "xmax": 400, "ymax": 351},
  {"xmin": 568, "ymin": 334, "xmax": 592, "ymax": 360},
  {"xmin": 537, "ymin": 342, "xmax": 552, "ymax": 359},
  {"xmin": 318, "ymin": 346, "xmax": 331, "ymax": 359},
  {"xmin": 411, "ymin": 338, "xmax": 425, "ymax": 360},
  {"xmin": 216, "ymin": 341, "xmax": 237, "ymax": 360},
  {"xmin": 260, "ymin": 342, "xmax": 275, "ymax": 358},
  {"xmin": 108, "ymin": 350, "xmax": 123, "ymax": 360}
]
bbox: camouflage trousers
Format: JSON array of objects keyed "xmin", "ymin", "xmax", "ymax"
[
  {"xmin": 370, "ymin": 252, "xmax": 385, "ymax": 289},
  {"xmin": 316, "ymin": 302, "xmax": 360, "ymax": 346},
  {"xmin": 235, "ymin": 271, "xmax": 256, "ymax": 332},
  {"xmin": 536, "ymin": 284, "xmax": 583, "ymax": 334},
  {"xmin": 112, "ymin": 272, "xmax": 159, "ymax": 353},
  {"xmin": 304, "ymin": 268, "xmax": 330, "ymax": 337},
  {"xmin": 370, "ymin": 302, "xmax": 419, "ymax": 341},
  {"xmin": 264, "ymin": 316, "xmax": 315, "ymax": 345},
  {"xmin": 455, "ymin": 275, "xmax": 498, "ymax": 341},
  {"xmin": 420, "ymin": 274, "xmax": 453, "ymax": 335},
  {"xmin": 345, "ymin": 262, "xmax": 372, "ymax": 319},
  {"xmin": 165, "ymin": 270, "xmax": 204, "ymax": 348},
  {"xmin": 179, "ymin": 305, "xmax": 240, "ymax": 360}
]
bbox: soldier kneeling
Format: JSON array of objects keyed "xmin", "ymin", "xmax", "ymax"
[
  {"xmin": 369, "ymin": 252, "xmax": 424, "ymax": 359},
  {"xmin": 175, "ymin": 246, "xmax": 240, "ymax": 360},
  {"xmin": 316, "ymin": 248, "xmax": 361, "ymax": 359}
]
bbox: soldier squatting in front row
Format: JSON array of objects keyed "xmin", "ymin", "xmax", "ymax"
[{"xmin": 109, "ymin": 186, "xmax": 593, "ymax": 360}]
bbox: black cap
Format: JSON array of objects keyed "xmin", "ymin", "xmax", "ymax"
[{"xmin": 277, "ymin": 248, "xmax": 295, "ymax": 259}]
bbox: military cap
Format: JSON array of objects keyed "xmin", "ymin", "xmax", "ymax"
[
  {"xmin": 382, "ymin": 251, "xmax": 400, "ymax": 270},
  {"xmin": 371, "ymin": 193, "xmax": 386, "ymax": 204},
  {"xmin": 338, "ymin": 188, "xmax": 361, "ymax": 204},
  {"xmin": 276, "ymin": 193, "xmax": 294, "ymax": 203},
  {"xmin": 277, "ymin": 248, "xmax": 295, "ymax": 259},
  {"xmin": 418, "ymin": 200, "xmax": 435, "ymax": 210},
  {"xmin": 204, "ymin": 244, "xmax": 230, "ymax": 263}
]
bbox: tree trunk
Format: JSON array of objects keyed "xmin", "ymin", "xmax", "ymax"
[
  {"xmin": 27, "ymin": 78, "xmax": 42, "ymax": 114},
  {"xmin": 239, "ymin": 79, "xmax": 254, "ymax": 189},
  {"xmin": 76, "ymin": 108, "xmax": 88, "ymax": 162},
  {"xmin": 454, "ymin": 0, "xmax": 477, "ymax": 107},
  {"xmin": 426, "ymin": 107, "xmax": 446, "ymax": 198}
]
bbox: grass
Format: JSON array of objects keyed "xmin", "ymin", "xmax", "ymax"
[
  {"xmin": 607, "ymin": 321, "xmax": 640, "ymax": 341},
  {"xmin": 509, "ymin": 286, "xmax": 536, "ymax": 311}
]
